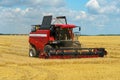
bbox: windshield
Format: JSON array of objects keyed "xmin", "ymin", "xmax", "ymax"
[
  {"xmin": 54, "ymin": 28, "xmax": 71, "ymax": 40},
  {"xmin": 60, "ymin": 28, "xmax": 71, "ymax": 40},
  {"xmin": 51, "ymin": 18, "xmax": 66, "ymax": 24}
]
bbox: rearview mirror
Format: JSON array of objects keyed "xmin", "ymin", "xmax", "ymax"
[
  {"xmin": 31, "ymin": 26, "xmax": 36, "ymax": 32},
  {"xmin": 79, "ymin": 27, "xmax": 81, "ymax": 31}
]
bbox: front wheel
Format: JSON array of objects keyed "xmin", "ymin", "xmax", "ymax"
[
  {"xmin": 44, "ymin": 45, "xmax": 53, "ymax": 58},
  {"xmin": 29, "ymin": 47, "xmax": 37, "ymax": 57}
]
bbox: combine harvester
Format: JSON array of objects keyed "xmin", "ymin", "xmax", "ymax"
[{"xmin": 29, "ymin": 15, "xmax": 107, "ymax": 59}]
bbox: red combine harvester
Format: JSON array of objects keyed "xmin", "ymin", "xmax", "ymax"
[{"xmin": 29, "ymin": 15, "xmax": 107, "ymax": 59}]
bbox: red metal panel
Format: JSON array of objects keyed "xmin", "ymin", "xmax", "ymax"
[
  {"xmin": 29, "ymin": 30, "xmax": 50, "ymax": 51},
  {"xmin": 39, "ymin": 54, "xmax": 99, "ymax": 59},
  {"xmin": 55, "ymin": 24, "xmax": 75, "ymax": 28}
]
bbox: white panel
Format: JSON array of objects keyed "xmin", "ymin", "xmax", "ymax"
[{"xmin": 29, "ymin": 34, "xmax": 47, "ymax": 37}]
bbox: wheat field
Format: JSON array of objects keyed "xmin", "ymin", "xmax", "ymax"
[{"xmin": 0, "ymin": 35, "xmax": 120, "ymax": 80}]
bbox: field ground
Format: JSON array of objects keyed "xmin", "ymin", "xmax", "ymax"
[{"xmin": 0, "ymin": 35, "xmax": 120, "ymax": 80}]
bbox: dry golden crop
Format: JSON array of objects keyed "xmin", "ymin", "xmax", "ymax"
[{"xmin": 0, "ymin": 35, "xmax": 120, "ymax": 80}]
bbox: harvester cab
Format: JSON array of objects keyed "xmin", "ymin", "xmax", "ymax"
[{"xmin": 29, "ymin": 15, "xmax": 107, "ymax": 59}]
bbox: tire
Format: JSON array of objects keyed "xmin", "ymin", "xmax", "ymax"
[
  {"xmin": 44, "ymin": 45, "xmax": 53, "ymax": 57},
  {"xmin": 29, "ymin": 47, "xmax": 37, "ymax": 57}
]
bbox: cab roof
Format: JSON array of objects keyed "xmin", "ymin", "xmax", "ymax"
[{"xmin": 55, "ymin": 24, "xmax": 75, "ymax": 28}]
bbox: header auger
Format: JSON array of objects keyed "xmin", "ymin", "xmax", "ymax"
[{"xmin": 29, "ymin": 15, "xmax": 107, "ymax": 59}]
